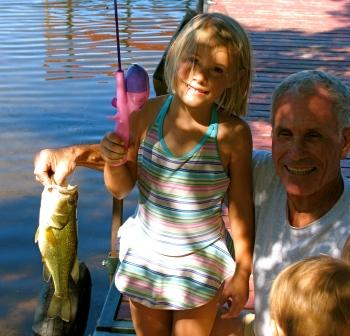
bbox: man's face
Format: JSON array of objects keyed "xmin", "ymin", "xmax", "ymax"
[{"xmin": 272, "ymin": 88, "xmax": 349, "ymax": 198}]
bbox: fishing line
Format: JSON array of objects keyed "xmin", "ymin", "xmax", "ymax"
[
  {"xmin": 113, "ymin": 0, "xmax": 122, "ymax": 71},
  {"xmin": 68, "ymin": 0, "xmax": 124, "ymax": 186}
]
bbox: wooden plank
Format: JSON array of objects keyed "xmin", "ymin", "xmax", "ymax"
[{"xmin": 93, "ymin": 278, "xmax": 135, "ymax": 335}]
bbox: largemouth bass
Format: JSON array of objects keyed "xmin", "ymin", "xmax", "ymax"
[{"xmin": 35, "ymin": 184, "xmax": 79, "ymax": 322}]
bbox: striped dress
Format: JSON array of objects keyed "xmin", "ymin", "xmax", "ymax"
[{"xmin": 115, "ymin": 95, "xmax": 235, "ymax": 309}]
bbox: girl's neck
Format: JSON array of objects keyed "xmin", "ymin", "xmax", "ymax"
[
  {"xmin": 170, "ymin": 94, "xmax": 213, "ymax": 127},
  {"xmin": 161, "ymin": 95, "xmax": 214, "ymax": 157}
]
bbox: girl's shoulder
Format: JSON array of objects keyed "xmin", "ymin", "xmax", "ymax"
[
  {"xmin": 130, "ymin": 95, "xmax": 170, "ymax": 140},
  {"xmin": 143, "ymin": 94, "xmax": 169, "ymax": 111},
  {"xmin": 132, "ymin": 95, "xmax": 169, "ymax": 123},
  {"xmin": 217, "ymin": 113, "xmax": 252, "ymax": 143},
  {"xmin": 216, "ymin": 113, "xmax": 252, "ymax": 170}
]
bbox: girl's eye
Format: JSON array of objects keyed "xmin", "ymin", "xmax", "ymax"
[
  {"xmin": 213, "ymin": 67, "xmax": 224, "ymax": 74},
  {"xmin": 185, "ymin": 55, "xmax": 198, "ymax": 64}
]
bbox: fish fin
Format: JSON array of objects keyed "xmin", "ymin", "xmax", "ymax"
[
  {"xmin": 45, "ymin": 227, "xmax": 56, "ymax": 245},
  {"xmin": 48, "ymin": 295, "xmax": 71, "ymax": 322},
  {"xmin": 34, "ymin": 228, "xmax": 39, "ymax": 243},
  {"xmin": 71, "ymin": 257, "xmax": 80, "ymax": 284},
  {"xmin": 42, "ymin": 263, "xmax": 51, "ymax": 282},
  {"xmin": 61, "ymin": 297, "xmax": 72, "ymax": 322},
  {"xmin": 49, "ymin": 214, "xmax": 69, "ymax": 230}
]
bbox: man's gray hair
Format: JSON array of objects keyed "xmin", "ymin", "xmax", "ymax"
[{"xmin": 271, "ymin": 70, "xmax": 350, "ymax": 128}]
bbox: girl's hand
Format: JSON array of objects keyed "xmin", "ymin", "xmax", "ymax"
[
  {"xmin": 219, "ymin": 270, "xmax": 250, "ymax": 319},
  {"xmin": 100, "ymin": 131, "xmax": 127, "ymax": 165}
]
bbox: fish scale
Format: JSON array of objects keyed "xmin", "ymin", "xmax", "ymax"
[{"xmin": 35, "ymin": 184, "xmax": 80, "ymax": 322}]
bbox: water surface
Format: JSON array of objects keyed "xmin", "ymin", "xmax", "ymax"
[{"xmin": 0, "ymin": 1, "xmax": 197, "ymax": 334}]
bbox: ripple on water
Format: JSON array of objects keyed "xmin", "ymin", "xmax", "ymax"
[{"xmin": 0, "ymin": 0, "xmax": 197, "ymax": 334}]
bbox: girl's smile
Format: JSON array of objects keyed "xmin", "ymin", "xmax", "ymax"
[
  {"xmin": 184, "ymin": 81, "xmax": 209, "ymax": 96},
  {"xmin": 175, "ymin": 38, "xmax": 232, "ymax": 109}
]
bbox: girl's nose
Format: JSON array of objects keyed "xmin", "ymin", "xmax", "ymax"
[{"xmin": 191, "ymin": 63, "xmax": 208, "ymax": 82}]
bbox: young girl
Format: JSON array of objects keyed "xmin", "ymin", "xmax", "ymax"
[
  {"xmin": 101, "ymin": 12, "xmax": 254, "ymax": 335},
  {"xmin": 269, "ymin": 255, "xmax": 350, "ymax": 336}
]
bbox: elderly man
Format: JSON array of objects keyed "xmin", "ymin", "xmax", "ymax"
[{"xmin": 34, "ymin": 70, "xmax": 350, "ymax": 336}]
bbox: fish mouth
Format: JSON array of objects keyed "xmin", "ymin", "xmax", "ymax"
[
  {"xmin": 285, "ymin": 165, "xmax": 316, "ymax": 175},
  {"xmin": 185, "ymin": 82, "xmax": 209, "ymax": 95}
]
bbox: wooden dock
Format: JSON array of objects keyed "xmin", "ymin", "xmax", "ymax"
[
  {"xmin": 208, "ymin": 0, "xmax": 350, "ymax": 174},
  {"xmin": 93, "ymin": 1, "xmax": 350, "ymax": 334}
]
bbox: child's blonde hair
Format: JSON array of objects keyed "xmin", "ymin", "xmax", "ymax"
[
  {"xmin": 164, "ymin": 12, "xmax": 252, "ymax": 116},
  {"xmin": 269, "ymin": 255, "xmax": 350, "ymax": 336}
]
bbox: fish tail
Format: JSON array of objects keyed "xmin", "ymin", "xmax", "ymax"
[{"xmin": 48, "ymin": 294, "xmax": 71, "ymax": 322}]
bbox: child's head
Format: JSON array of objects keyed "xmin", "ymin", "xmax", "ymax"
[
  {"xmin": 164, "ymin": 13, "xmax": 252, "ymax": 116},
  {"xmin": 269, "ymin": 255, "xmax": 350, "ymax": 336}
]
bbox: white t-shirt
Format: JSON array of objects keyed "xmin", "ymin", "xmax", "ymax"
[{"xmin": 252, "ymin": 150, "xmax": 350, "ymax": 336}]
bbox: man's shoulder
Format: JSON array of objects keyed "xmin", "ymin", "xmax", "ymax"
[
  {"xmin": 252, "ymin": 149, "xmax": 272, "ymax": 166},
  {"xmin": 343, "ymin": 175, "xmax": 350, "ymax": 192},
  {"xmin": 252, "ymin": 150, "xmax": 275, "ymax": 178},
  {"xmin": 252, "ymin": 150, "xmax": 280, "ymax": 197}
]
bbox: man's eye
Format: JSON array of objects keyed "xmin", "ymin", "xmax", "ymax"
[
  {"xmin": 306, "ymin": 131, "xmax": 322, "ymax": 138},
  {"xmin": 278, "ymin": 130, "xmax": 291, "ymax": 137}
]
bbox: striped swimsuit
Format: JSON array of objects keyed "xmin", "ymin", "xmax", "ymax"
[{"xmin": 115, "ymin": 95, "xmax": 235, "ymax": 309}]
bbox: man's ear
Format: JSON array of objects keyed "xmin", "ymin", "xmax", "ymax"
[
  {"xmin": 341, "ymin": 236, "xmax": 350, "ymax": 264},
  {"xmin": 341, "ymin": 127, "xmax": 350, "ymax": 159}
]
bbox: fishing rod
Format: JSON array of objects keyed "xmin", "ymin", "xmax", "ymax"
[
  {"xmin": 111, "ymin": 0, "xmax": 149, "ymax": 153},
  {"xmin": 105, "ymin": 0, "xmax": 150, "ymax": 280},
  {"xmin": 113, "ymin": 0, "xmax": 122, "ymax": 71}
]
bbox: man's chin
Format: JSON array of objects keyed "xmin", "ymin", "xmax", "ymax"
[{"xmin": 283, "ymin": 182, "xmax": 315, "ymax": 198}]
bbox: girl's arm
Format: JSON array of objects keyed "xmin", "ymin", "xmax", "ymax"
[
  {"xmin": 102, "ymin": 96, "xmax": 167, "ymax": 200},
  {"xmin": 220, "ymin": 118, "xmax": 255, "ymax": 318},
  {"xmin": 102, "ymin": 107, "xmax": 142, "ymax": 200}
]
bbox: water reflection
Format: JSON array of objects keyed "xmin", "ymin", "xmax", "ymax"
[
  {"xmin": 42, "ymin": 0, "xmax": 195, "ymax": 81},
  {"xmin": 0, "ymin": 1, "xmax": 196, "ymax": 335}
]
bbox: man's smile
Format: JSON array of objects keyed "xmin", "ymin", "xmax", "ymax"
[{"xmin": 284, "ymin": 165, "xmax": 317, "ymax": 175}]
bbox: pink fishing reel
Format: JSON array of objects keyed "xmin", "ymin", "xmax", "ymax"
[
  {"xmin": 111, "ymin": 64, "xmax": 150, "ymax": 113},
  {"xmin": 111, "ymin": 64, "xmax": 149, "ymax": 147}
]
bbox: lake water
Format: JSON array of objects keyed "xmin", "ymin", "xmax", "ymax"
[{"xmin": 0, "ymin": 0, "xmax": 197, "ymax": 334}]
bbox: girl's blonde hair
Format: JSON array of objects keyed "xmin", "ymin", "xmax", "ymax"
[
  {"xmin": 269, "ymin": 255, "xmax": 350, "ymax": 336},
  {"xmin": 164, "ymin": 12, "xmax": 252, "ymax": 116}
]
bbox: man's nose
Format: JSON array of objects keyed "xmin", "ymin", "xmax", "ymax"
[{"xmin": 288, "ymin": 137, "xmax": 306, "ymax": 159}]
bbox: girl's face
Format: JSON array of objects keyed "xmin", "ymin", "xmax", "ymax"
[{"xmin": 175, "ymin": 33, "xmax": 233, "ymax": 110}]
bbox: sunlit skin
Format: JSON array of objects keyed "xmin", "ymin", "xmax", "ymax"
[
  {"xmin": 272, "ymin": 88, "xmax": 350, "ymax": 227},
  {"xmin": 175, "ymin": 33, "xmax": 232, "ymax": 116}
]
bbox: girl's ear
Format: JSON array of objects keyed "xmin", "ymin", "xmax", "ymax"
[{"xmin": 341, "ymin": 127, "xmax": 350, "ymax": 159}]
